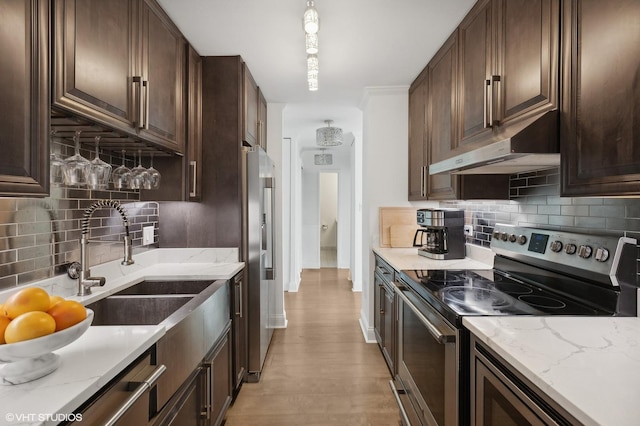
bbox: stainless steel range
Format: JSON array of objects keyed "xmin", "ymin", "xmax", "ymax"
[{"xmin": 390, "ymin": 224, "xmax": 638, "ymax": 426}]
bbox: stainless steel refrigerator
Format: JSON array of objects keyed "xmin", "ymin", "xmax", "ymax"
[{"xmin": 242, "ymin": 146, "xmax": 275, "ymax": 382}]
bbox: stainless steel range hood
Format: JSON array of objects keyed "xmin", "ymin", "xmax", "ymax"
[{"xmin": 429, "ymin": 110, "xmax": 559, "ymax": 175}]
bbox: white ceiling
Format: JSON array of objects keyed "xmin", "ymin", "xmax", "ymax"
[{"xmin": 158, "ymin": 0, "xmax": 476, "ymax": 150}]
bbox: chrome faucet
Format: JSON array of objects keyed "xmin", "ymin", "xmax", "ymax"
[{"xmin": 75, "ymin": 200, "xmax": 135, "ymax": 296}]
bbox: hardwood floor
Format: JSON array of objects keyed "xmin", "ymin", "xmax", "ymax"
[{"xmin": 225, "ymin": 268, "xmax": 400, "ymax": 425}]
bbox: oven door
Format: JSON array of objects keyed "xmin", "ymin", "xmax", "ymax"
[{"xmin": 394, "ymin": 279, "xmax": 458, "ymax": 426}]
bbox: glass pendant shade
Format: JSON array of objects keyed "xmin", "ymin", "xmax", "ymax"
[
  {"xmin": 307, "ymin": 54, "xmax": 319, "ymax": 91},
  {"xmin": 305, "ymin": 33, "xmax": 318, "ymax": 54},
  {"xmin": 316, "ymin": 120, "xmax": 343, "ymax": 146},
  {"xmin": 303, "ymin": 1, "xmax": 319, "ymax": 34},
  {"xmin": 314, "ymin": 152, "xmax": 332, "ymax": 165},
  {"xmin": 308, "ymin": 77, "xmax": 319, "ymax": 91}
]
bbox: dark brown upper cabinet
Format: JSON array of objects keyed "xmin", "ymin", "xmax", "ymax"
[
  {"xmin": 141, "ymin": 43, "xmax": 200, "ymax": 202},
  {"xmin": 0, "ymin": 0, "xmax": 49, "ymax": 197},
  {"xmin": 187, "ymin": 45, "xmax": 203, "ymax": 201},
  {"xmin": 561, "ymin": 0, "xmax": 640, "ymax": 196},
  {"xmin": 257, "ymin": 89, "xmax": 268, "ymax": 151},
  {"xmin": 53, "ymin": 0, "xmax": 186, "ymax": 154},
  {"xmin": 243, "ymin": 65, "xmax": 259, "ymax": 147},
  {"xmin": 428, "ymin": 32, "xmax": 460, "ymax": 200},
  {"xmin": 457, "ymin": 0, "xmax": 559, "ymax": 149},
  {"xmin": 138, "ymin": 0, "xmax": 185, "ymax": 153},
  {"xmin": 408, "ymin": 68, "xmax": 429, "ymax": 201}
]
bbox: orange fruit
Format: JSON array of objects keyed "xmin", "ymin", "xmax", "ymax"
[
  {"xmin": 49, "ymin": 295, "xmax": 64, "ymax": 309},
  {"xmin": 47, "ymin": 300, "xmax": 87, "ymax": 331},
  {"xmin": 0, "ymin": 316, "xmax": 10, "ymax": 344},
  {"xmin": 4, "ymin": 311, "xmax": 55, "ymax": 344},
  {"xmin": 3, "ymin": 287, "xmax": 50, "ymax": 319}
]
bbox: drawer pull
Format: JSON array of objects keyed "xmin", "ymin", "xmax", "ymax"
[{"xmin": 103, "ymin": 364, "xmax": 166, "ymax": 426}]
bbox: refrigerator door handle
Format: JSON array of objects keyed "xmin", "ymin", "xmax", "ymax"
[{"xmin": 263, "ymin": 177, "xmax": 275, "ymax": 280}]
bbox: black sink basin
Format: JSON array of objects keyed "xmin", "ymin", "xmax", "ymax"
[
  {"xmin": 87, "ymin": 295, "xmax": 193, "ymax": 326},
  {"xmin": 115, "ymin": 280, "xmax": 214, "ymax": 296}
]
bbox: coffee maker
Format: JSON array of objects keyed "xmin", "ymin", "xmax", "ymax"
[{"xmin": 413, "ymin": 208, "xmax": 465, "ymax": 259}]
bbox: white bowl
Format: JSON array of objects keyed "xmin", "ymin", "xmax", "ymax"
[{"xmin": 0, "ymin": 309, "xmax": 94, "ymax": 385}]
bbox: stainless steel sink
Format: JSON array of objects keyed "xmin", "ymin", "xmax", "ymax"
[
  {"xmin": 87, "ymin": 295, "xmax": 194, "ymax": 326},
  {"xmin": 86, "ymin": 280, "xmax": 219, "ymax": 326},
  {"xmin": 85, "ymin": 278, "xmax": 230, "ymax": 415},
  {"xmin": 115, "ymin": 280, "xmax": 215, "ymax": 296}
]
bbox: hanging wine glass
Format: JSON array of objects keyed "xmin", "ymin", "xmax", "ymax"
[
  {"xmin": 146, "ymin": 152, "xmax": 161, "ymax": 190},
  {"xmin": 49, "ymin": 130, "xmax": 65, "ymax": 186},
  {"xmin": 62, "ymin": 130, "xmax": 90, "ymax": 187},
  {"xmin": 129, "ymin": 150, "xmax": 150, "ymax": 190},
  {"xmin": 87, "ymin": 136, "xmax": 112, "ymax": 190},
  {"xmin": 112, "ymin": 149, "xmax": 132, "ymax": 190}
]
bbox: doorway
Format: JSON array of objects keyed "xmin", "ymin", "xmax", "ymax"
[{"xmin": 319, "ymin": 172, "xmax": 338, "ymax": 268}]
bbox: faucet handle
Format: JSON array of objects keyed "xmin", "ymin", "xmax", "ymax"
[{"xmin": 67, "ymin": 262, "xmax": 81, "ymax": 280}]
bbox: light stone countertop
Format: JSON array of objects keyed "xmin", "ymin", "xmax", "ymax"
[
  {"xmin": 373, "ymin": 243, "xmax": 494, "ymax": 271},
  {"xmin": 464, "ymin": 316, "xmax": 640, "ymax": 426},
  {"xmin": 0, "ymin": 248, "xmax": 244, "ymax": 426}
]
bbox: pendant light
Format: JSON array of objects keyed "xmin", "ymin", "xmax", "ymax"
[
  {"xmin": 303, "ymin": 1, "xmax": 319, "ymax": 34},
  {"xmin": 316, "ymin": 120, "xmax": 343, "ymax": 146},
  {"xmin": 314, "ymin": 149, "xmax": 333, "ymax": 165}
]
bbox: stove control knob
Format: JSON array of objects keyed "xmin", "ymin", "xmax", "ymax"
[
  {"xmin": 550, "ymin": 240, "xmax": 563, "ymax": 252},
  {"xmin": 516, "ymin": 235, "xmax": 527, "ymax": 245},
  {"xmin": 565, "ymin": 243, "xmax": 577, "ymax": 255},
  {"xmin": 594, "ymin": 247, "xmax": 610, "ymax": 262},
  {"xmin": 578, "ymin": 245, "xmax": 593, "ymax": 259},
  {"xmin": 500, "ymin": 232, "xmax": 508, "ymax": 241},
  {"xmin": 508, "ymin": 234, "xmax": 517, "ymax": 243},
  {"xmin": 492, "ymin": 231, "xmax": 500, "ymax": 240}
]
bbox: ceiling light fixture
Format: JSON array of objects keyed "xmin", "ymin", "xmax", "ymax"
[
  {"xmin": 303, "ymin": 1, "xmax": 320, "ymax": 91},
  {"xmin": 303, "ymin": 1, "xmax": 319, "ymax": 34},
  {"xmin": 314, "ymin": 149, "xmax": 333, "ymax": 165},
  {"xmin": 316, "ymin": 120, "xmax": 343, "ymax": 146},
  {"xmin": 307, "ymin": 54, "xmax": 319, "ymax": 91},
  {"xmin": 305, "ymin": 33, "xmax": 319, "ymax": 54}
]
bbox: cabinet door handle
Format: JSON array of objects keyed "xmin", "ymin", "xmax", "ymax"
[
  {"xmin": 235, "ymin": 278, "xmax": 243, "ymax": 318},
  {"xmin": 143, "ymin": 79, "xmax": 150, "ymax": 130},
  {"xmin": 189, "ymin": 161, "xmax": 197, "ymax": 198},
  {"xmin": 420, "ymin": 166, "xmax": 424, "ymax": 197},
  {"xmin": 484, "ymin": 79, "xmax": 492, "ymax": 129},
  {"xmin": 491, "ymin": 75, "xmax": 501, "ymax": 126},
  {"xmin": 133, "ymin": 76, "xmax": 143, "ymax": 128}
]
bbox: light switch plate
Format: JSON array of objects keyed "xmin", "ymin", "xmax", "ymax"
[
  {"xmin": 464, "ymin": 225, "xmax": 473, "ymax": 237},
  {"xmin": 143, "ymin": 226, "xmax": 155, "ymax": 246}
]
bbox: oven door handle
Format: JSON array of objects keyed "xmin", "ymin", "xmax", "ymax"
[{"xmin": 396, "ymin": 286, "xmax": 456, "ymax": 344}]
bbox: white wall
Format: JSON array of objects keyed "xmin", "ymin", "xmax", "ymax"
[
  {"xmin": 301, "ymin": 170, "xmax": 320, "ymax": 268},
  {"xmin": 358, "ymin": 87, "xmax": 438, "ymax": 342}
]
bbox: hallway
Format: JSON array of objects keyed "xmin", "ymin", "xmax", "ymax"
[{"xmin": 225, "ymin": 268, "xmax": 400, "ymax": 425}]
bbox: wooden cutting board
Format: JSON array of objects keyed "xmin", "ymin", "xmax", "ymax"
[
  {"xmin": 379, "ymin": 207, "xmax": 417, "ymax": 247},
  {"xmin": 389, "ymin": 225, "xmax": 419, "ymax": 248}
]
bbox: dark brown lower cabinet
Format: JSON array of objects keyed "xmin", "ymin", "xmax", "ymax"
[
  {"xmin": 154, "ymin": 328, "xmax": 232, "ymax": 426},
  {"xmin": 231, "ymin": 271, "xmax": 247, "ymax": 392},
  {"xmin": 374, "ymin": 254, "xmax": 396, "ymax": 375}
]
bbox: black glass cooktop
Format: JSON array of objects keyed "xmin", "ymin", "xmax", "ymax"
[{"xmin": 400, "ymin": 269, "xmax": 605, "ymax": 319}]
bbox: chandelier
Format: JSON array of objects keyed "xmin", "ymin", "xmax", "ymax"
[
  {"xmin": 303, "ymin": 1, "xmax": 319, "ymax": 91},
  {"xmin": 314, "ymin": 149, "xmax": 333, "ymax": 165},
  {"xmin": 316, "ymin": 120, "xmax": 343, "ymax": 146}
]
